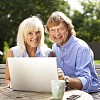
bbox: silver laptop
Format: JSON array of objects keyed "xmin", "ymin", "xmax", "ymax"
[{"xmin": 7, "ymin": 57, "xmax": 58, "ymax": 92}]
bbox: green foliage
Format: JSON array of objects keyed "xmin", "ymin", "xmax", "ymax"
[
  {"xmin": 2, "ymin": 42, "xmax": 9, "ymax": 63},
  {"xmin": 71, "ymin": 0, "xmax": 100, "ymax": 42},
  {"xmin": 0, "ymin": 0, "xmax": 70, "ymax": 63},
  {"xmin": 94, "ymin": 60, "xmax": 100, "ymax": 64},
  {"xmin": 0, "ymin": 0, "xmax": 100, "ymax": 63}
]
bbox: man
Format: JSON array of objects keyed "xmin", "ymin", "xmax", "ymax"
[{"xmin": 45, "ymin": 11, "xmax": 100, "ymax": 97}]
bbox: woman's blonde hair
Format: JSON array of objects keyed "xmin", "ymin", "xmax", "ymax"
[
  {"xmin": 45, "ymin": 11, "xmax": 76, "ymax": 36},
  {"xmin": 17, "ymin": 16, "xmax": 44, "ymax": 55}
]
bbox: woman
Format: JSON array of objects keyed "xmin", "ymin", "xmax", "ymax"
[{"xmin": 5, "ymin": 16, "xmax": 52, "ymax": 87}]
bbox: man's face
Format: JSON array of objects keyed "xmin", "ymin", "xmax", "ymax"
[{"xmin": 49, "ymin": 21, "xmax": 68, "ymax": 46}]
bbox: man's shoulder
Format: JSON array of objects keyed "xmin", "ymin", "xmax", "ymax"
[{"xmin": 75, "ymin": 37, "xmax": 89, "ymax": 48}]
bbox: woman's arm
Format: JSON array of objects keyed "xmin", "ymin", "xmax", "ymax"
[
  {"xmin": 49, "ymin": 51, "xmax": 55, "ymax": 57},
  {"xmin": 5, "ymin": 49, "xmax": 14, "ymax": 86}
]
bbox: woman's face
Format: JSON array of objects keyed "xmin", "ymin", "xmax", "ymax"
[
  {"xmin": 49, "ymin": 21, "xmax": 68, "ymax": 46},
  {"xmin": 25, "ymin": 30, "xmax": 41, "ymax": 48}
]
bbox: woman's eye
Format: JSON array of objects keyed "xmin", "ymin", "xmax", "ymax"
[
  {"xmin": 28, "ymin": 32, "xmax": 32, "ymax": 35},
  {"xmin": 36, "ymin": 31, "xmax": 40, "ymax": 35}
]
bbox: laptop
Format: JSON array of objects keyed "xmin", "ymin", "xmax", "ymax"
[{"xmin": 7, "ymin": 57, "xmax": 58, "ymax": 92}]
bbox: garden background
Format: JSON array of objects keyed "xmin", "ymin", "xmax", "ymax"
[{"xmin": 0, "ymin": 0, "xmax": 100, "ymax": 63}]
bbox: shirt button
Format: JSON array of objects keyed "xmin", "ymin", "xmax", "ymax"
[
  {"xmin": 65, "ymin": 49, "xmax": 66, "ymax": 51},
  {"xmin": 62, "ymin": 61, "xmax": 63, "ymax": 64}
]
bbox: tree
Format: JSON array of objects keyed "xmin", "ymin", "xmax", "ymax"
[
  {"xmin": 71, "ymin": 0, "xmax": 100, "ymax": 42},
  {"xmin": 0, "ymin": 0, "xmax": 70, "ymax": 63}
]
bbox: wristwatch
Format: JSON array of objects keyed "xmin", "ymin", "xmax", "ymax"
[{"xmin": 65, "ymin": 76, "xmax": 70, "ymax": 85}]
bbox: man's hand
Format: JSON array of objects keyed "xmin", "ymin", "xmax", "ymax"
[{"xmin": 57, "ymin": 68, "xmax": 64, "ymax": 80}]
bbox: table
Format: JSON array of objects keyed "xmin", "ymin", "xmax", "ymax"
[
  {"xmin": 0, "ymin": 86, "xmax": 52, "ymax": 100},
  {"xmin": 63, "ymin": 90, "xmax": 93, "ymax": 100},
  {"xmin": 0, "ymin": 86, "xmax": 93, "ymax": 100}
]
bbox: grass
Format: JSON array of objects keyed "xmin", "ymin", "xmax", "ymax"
[{"xmin": 94, "ymin": 60, "xmax": 100, "ymax": 64}]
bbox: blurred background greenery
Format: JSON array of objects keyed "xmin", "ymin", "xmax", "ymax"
[
  {"xmin": 0, "ymin": 0, "xmax": 100, "ymax": 63},
  {"xmin": 94, "ymin": 60, "xmax": 100, "ymax": 64}
]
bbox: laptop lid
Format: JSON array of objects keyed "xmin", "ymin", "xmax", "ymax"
[{"xmin": 7, "ymin": 57, "xmax": 58, "ymax": 92}]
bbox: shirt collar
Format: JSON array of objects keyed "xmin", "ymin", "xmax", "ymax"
[
  {"xmin": 23, "ymin": 47, "xmax": 41, "ymax": 57},
  {"xmin": 56, "ymin": 35, "xmax": 75, "ymax": 49}
]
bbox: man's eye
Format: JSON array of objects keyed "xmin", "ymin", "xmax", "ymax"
[
  {"xmin": 50, "ymin": 29, "xmax": 55, "ymax": 33},
  {"xmin": 59, "ymin": 27, "xmax": 63, "ymax": 31},
  {"xmin": 51, "ymin": 29, "xmax": 55, "ymax": 31}
]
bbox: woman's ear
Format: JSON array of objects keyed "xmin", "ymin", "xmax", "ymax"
[{"xmin": 49, "ymin": 51, "xmax": 55, "ymax": 57}]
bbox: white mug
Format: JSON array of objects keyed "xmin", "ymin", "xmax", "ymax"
[{"xmin": 51, "ymin": 80, "xmax": 65, "ymax": 99}]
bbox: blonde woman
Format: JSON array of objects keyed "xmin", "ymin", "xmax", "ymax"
[{"xmin": 5, "ymin": 16, "xmax": 52, "ymax": 87}]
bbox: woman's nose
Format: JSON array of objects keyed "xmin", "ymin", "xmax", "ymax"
[{"xmin": 32, "ymin": 33, "xmax": 38, "ymax": 39}]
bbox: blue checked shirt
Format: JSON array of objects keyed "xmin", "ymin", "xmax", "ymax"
[{"xmin": 52, "ymin": 35, "xmax": 100, "ymax": 93}]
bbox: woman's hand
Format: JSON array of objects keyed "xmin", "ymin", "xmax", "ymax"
[
  {"xmin": 5, "ymin": 80, "xmax": 11, "ymax": 88},
  {"xmin": 57, "ymin": 68, "xmax": 65, "ymax": 80}
]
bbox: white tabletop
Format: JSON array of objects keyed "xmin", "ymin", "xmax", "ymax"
[
  {"xmin": 0, "ymin": 87, "xmax": 93, "ymax": 100},
  {"xmin": 63, "ymin": 90, "xmax": 93, "ymax": 100}
]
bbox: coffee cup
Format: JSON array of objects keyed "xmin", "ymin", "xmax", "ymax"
[{"xmin": 51, "ymin": 80, "xmax": 65, "ymax": 99}]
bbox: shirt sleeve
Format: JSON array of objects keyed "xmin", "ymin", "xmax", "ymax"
[{"xmin": 75, "ymin": 46, "xmax": 93, "ymax": 92}]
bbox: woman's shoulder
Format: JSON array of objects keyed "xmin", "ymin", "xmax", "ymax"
[
  {"xmin": 41, "ymin": 44, "xmax": 52, "ymax": 57},
  {"xmin": 10, "ymin": 46, "xmax": 20, "ymax": 57},
  {"xmin": 11, "ymin": 46, "xmax": 18, "ymax": 51},
  {"xmin": 6, "ymin": 49, "xmax": 14, "ymax": 57},
  {"xmin": 43, "ymin": 44, "xmax": 51, "ymax": 51}
]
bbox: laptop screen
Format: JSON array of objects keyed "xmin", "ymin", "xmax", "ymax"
[{"xmin": 8, "ymin": 57, "xmax": 58, "ymax": 92}]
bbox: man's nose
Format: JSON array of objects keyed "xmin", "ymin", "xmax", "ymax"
[{"xmin": 55, "ymin": 29, "xmax": 61, "ymax": 36}]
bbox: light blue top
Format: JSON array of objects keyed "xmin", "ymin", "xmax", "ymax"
[
  {"xmin": 11, "ymin": 46, "xmax": 51, "ymax": 57},
  {"xmin": 52, "ymin": 35, "xmax": 100, "ymax": 93}
]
